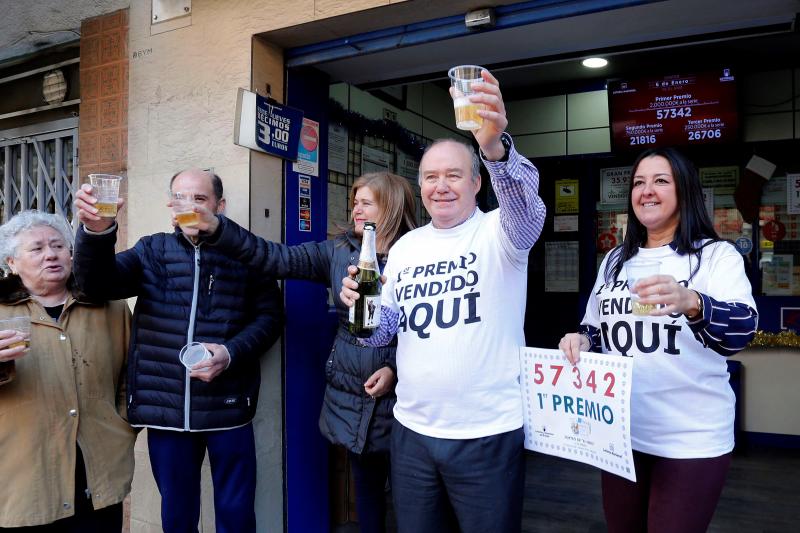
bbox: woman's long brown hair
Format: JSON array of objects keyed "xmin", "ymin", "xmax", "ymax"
[{"xmin": 350, "ymin": 172, "xmax": 417, "ymax": 253}]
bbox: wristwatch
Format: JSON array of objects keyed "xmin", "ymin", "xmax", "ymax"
[
  {"xmin": 686, "ymin": 291, "xmax": 704, "ymax": 320},
  {"xmin": 480, "ymin": 132, "xmax": 512, "ymax": 162}
]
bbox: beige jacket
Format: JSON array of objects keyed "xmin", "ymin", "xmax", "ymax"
[{"xmin": 0, "ymin": 276, "xmax": 136, "ymax": 527}]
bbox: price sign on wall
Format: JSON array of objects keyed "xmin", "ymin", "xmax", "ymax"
[
  {"xmin": 255, "ymin": 94, "xmax": 303, "ymax": 160},
  {"xmin": 609, "ymin": 69, "xmax": 738, "ymax": 151},
  {"xmin": 600, "ymin": 166, "xmax": 632, "ymax": 205},
  {"xmin": 520, "ymin": 347, "xmax": 635, "ymax": 481}
]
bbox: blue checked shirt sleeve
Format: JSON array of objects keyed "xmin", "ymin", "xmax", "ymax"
[
  {"xmin": 686, "ymin": 294, "xmax": 758, "ymax": 356},
  {"xmin": 359, "ymin": 306, "xmax": 399, "ymax": 347},
  {"xmin": 481, "ymin": 134, "xmax": 547, "ymax": 250}
]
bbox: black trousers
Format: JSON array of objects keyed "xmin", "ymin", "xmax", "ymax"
[
  {"xmin": 390, "ymin": 421, "xmax": 526, "ymax": 533},
  {"xmin": 349, "ymin": 450, "xmax": 391, "ymax": 533}
]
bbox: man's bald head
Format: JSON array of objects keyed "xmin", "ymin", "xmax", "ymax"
[{"xmin": 170, "ymin": 168, "xmax": 223, "ymax": 201}]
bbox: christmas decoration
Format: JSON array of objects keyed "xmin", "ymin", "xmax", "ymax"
[{"xmin": 328, "ymin": 99, "xmax": 427, "ymax": 160}]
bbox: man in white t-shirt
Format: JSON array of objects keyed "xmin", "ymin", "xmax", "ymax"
[{"xmin": 341, "ymin": 69, "xmax": 546, "ymax": 533}]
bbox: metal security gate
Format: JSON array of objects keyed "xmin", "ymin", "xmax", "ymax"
[{"xmin": 0, "ymin": 127, "xmax": 78, "ymax": 226}]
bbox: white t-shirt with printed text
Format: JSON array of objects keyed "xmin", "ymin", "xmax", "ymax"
[
  {"xmin": 584, "ymin": 241, "xmax": 755, "ymax": 458},
  {"xmin": 383, "ymin": 208, "xmax": 529, "ymax": 439}
]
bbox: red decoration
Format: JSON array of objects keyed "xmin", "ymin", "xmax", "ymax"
[
  {"xmin": 597, "ymin": 232, "xmax": 617, "ymax": 252},
  {"xmin": 762, "ymin": 219, "xmax": 786, "ymax": 242}
]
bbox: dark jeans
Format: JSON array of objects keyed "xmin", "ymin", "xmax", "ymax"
[
  {"xmin": 348, "ymin": 450, "xmax": 391, "ymax": 533},
  {"xmin": 390, "ymin": 421, "xmax": 525, "ymax": 533},
  {"xmin": 602, "ymin": 450, "xmax": 733, "ymax": 533},
  {"xmin": 148, "ymin": 423, "xmax": 257, "ymax": 533},
  {"xmin": 0, "ymin": 446, "xmax": 123, "ymax": 532}
]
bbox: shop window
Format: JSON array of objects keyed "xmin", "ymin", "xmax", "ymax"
[
  {"xmin": 327, "ymin": 120, "xmax": 430, "ymax": 237},
  {"xmin": 758, "ymin": 176, "xmax": 800, "ymax": 296}
]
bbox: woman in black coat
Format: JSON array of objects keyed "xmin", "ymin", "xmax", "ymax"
[{"xmin": 214, "ymin": 172, "xmax": 416, "ymax": 532}]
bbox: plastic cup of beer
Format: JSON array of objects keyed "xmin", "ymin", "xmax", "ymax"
[
  {"xmin": 0, "ymin": 316, "xmax": 31, "ymax": 386},
  {"xmin": 172, "ymin": 191, "xmax": 200, "ymax": 227},
  {"xmin": 0, "ymin": 316, "xmax": 31, "ymax": 349},
  {"xmin": 89, "ymin": 174, "xmax": 122, "ymax": 217},
  {"xmin": 625, "ymin": 259, "xmax": 660, "ymax": 316},
  {"xmin": 448, "ymin": 65, "xmax": 485, "ymax": 131},
  {"xmin": 179, "ymin": 342, "xmax": 211, "ymax": 370}
]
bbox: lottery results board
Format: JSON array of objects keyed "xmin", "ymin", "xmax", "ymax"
[
  {"xmin": 520, "ymin": 347, "xmax": 636, "ymax": 481},
  {"xmin": 609, "ymin": 69, "xmax": 738, "ymax": 151}
]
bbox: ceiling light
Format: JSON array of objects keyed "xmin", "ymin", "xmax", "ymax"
[{"xmin": 582, "ymin": 57, "xmax": 608, "ymax": 68}]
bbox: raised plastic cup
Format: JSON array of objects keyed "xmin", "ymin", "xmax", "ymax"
[
  {"xmin": 89, "ymin": 174, "xmax": 122, "ymax": 218},
  {"xmin": 625, "ymin": 259, "xmax": 660, "ymax": 316},
  {"xmin": 179, "ymin": 342, "xmax": 211, "ymax": 369},
  {"xmin": 172, "ymin": 191, "xmax": 200, "ymax": 227},
  {"xmin": 448, "ymin": 65, "xmax": 485, "ymax": 131}
]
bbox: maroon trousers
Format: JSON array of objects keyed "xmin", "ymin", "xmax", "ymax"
[{"xmin": 602, "ymin": 450, "xmax": 732, "ymax": 533}]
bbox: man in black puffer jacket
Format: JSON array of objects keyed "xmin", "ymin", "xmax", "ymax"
[{"xmin": 73, "ymin": 169, "xmax": 282, "ymax": 533}]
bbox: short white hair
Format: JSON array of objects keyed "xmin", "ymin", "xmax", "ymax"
[
  {"xmin": 418, "ymin": 139, "xmax": 481, "ymax": 185},
  {"xmin": 0, "ymin": 210, "xmax": 74, "ymax": 274}
]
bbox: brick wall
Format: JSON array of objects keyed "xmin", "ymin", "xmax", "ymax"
[{"xmin": 79, "ymin": 9, "xmax": 129, "ymax": 249}]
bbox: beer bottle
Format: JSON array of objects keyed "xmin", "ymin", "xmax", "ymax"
[{"xmin": 349, "ymin": 222, "xmax": 381, "ymax": 338}]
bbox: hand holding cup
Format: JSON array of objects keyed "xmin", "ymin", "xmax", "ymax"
[
  {"xmin": 448, "ymin": 66, "xmax": 507, "ymax": 160},
  {"xmin": 168, "ymin": 192, "xmax": 219, "ymax": 237},
  {"xmin": 0, "ymin": 317, "xmax": 31, "ymax": 386},
  {"xmin": 625, "ymin": 259, "xmax": 660, "ymax": 315},
  {"xmin": 75, "ymin": 180, "xmax": 124, "ymax": 233}
]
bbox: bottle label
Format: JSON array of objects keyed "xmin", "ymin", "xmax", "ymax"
[
  {"xmin": 349, "ymin": 294, "xmax": 381, "ymax": 329},
  {"xmin": 361, "ymin": 294, "xmax": 381, "ymax": 328}
]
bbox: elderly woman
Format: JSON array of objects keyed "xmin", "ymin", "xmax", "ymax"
[{"xmin": 0, "ymin": 210, "xmax": 135, "ymax": 532}]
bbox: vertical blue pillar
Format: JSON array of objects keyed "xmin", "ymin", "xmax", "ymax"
[{"xmin": 284, "ymin": 66, "xmax": 332, "ymax": 532}]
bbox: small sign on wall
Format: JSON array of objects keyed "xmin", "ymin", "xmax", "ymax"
[
  {"xmin": 293, "ymin": 118, "xmax": 320, "ymax": 177},
  {"xmin": 299, "ymin": 176, "xmax": 311, "ymax": 232},
  {"xmin": 554, "ymin": 215, "xmax": 578, "ymax": 232},
  {"xmin": 555, "ymin": 179, "xmax": 579, "ymax": 214}
]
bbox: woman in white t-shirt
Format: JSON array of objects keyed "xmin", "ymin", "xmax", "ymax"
[{"xmin": 560, "ymin": 147, "xmax": 757, "ymax": 533}]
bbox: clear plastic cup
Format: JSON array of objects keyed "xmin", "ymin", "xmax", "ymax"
[
  {"xmin": 172, "ymin": 191, "xmax": 200, "ymax": 227},
  {"xmin": 448, "ymin": 65, "xmax": 485, "ymax": 131},
  {"xmin": 89, "ymin": 174, "xmax": 122, "ymax": 217},
  {"xmin": 0, "ymin": 316, "xmax": 31, "ymax": 349},
  {"xmin": 179, "ymin": 342, "xmax": 211, "ymax": 369},
  {"xmin": 0, "ymin": 316, "xmax": 31, "ymax": 386},
  {"xmin": 625, "ymin": 259, "xmax": 660, "ymax": 315}
]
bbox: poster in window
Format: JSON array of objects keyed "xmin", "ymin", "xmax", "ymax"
[
  {"xmin": 545, "ymin": 241, "xmax": 579, "ymax": 292},
  {"xmin": 555, "ymin": 179, "xmax": 579, "ymax": 214},
  {"xmin": 328, "ymin": 123, "xmax": 349, "ymax": 174},
  {"xmin": 788, "ymin": 173, "xmax": 800, "ymax": 215},
  {"xmin": 762, "ymin": 254, "xmax": 793, "ymax": 295}
]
